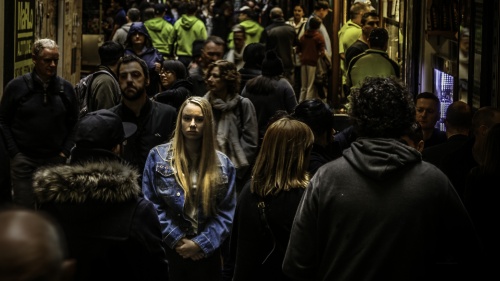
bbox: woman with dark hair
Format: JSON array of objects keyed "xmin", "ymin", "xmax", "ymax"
[
  {"xmin": 292, "ymin": 99, "xmax": 342, "ymax": 175},
  {"xmin": 230, "ymin": 117, "xmax": 314, "ymax": 281},
  {"xmin": 152, "ymin": 60, "xmax": 193, "ymax": 111},
  {"xmin": 241, "ymin": 49, "xmax": 297, "ymax": 145},
  {"xmin": 211, "ymin": 1, "xmax": 235, "ymax": 43},
  {"xmin": 238, "ymin": 42, "xmax": 265, "ymax": 91},
  {"xmin": 125, "ymin": 22, "xmax": 164, "ymax": 97}
]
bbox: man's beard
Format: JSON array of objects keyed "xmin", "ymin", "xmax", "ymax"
[{"xmin": 121, "ymin": 85, "xmax": 146, "ymax": 101}]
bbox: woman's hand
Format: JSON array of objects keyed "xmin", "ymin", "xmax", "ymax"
[{"xmin": 175, "ymin": 238, "xmax": 204, "ymax": 259}]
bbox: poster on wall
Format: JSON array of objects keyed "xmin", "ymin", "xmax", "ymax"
[{"xmin": 14, "ymin": 0, "xmax": 35, "ymax": 78}]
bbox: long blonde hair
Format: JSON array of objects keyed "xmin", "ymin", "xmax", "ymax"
[
  {"xmin": 171, "ymin": 97, "xmax": 221, "ymax": 215},
  {"xmin": 251, "ymin": 117, "xmax": 314, "ymax": 197}
]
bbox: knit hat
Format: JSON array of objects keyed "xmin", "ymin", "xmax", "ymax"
[{"xmin": 261, "ymin": 50, "xmax": 284, "ymax": 77}]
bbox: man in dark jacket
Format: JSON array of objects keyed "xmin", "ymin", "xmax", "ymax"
[
  {"xmin": 260, "ymin": 7, "xmax": 297, "ymax": 86},
  {"xmin": 0, "ymin": 38, "xmax": 79, "ymax": 209},
  {"xmin": 283, "ymin": 77, "xmax": 484, "ymax": 281},
  {"xmin": 109, "ymin": 54, "xmax": 176, "ymax": 175},
  {"xmin": 86, "ymin": 40, "xmax": 124, "ymax": 112},
  {"xmin": 33, "ymin": 109, "xmax": 169, "ymax": 281}
]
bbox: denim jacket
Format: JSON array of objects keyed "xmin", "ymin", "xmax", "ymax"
[{"xmin": 142, "ymin": 142, "xmax": 236, "ymax": 256}]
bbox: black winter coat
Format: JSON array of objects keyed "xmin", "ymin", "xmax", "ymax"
[
  {"xmin": 153, "ymin": 78, "xmax": 193, "ymax": 112},
  {"xmin": 33, "ymin": 148, "xmax": 169, "ymax": 281}
]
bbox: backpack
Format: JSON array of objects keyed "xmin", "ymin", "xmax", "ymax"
[
  {"xmin": 75, "ymin": 70, "xmax": 115, "ymax": 118},
  {"xmin": 22, "ymin": 73, "xmax": 67, "ymax": 107}
]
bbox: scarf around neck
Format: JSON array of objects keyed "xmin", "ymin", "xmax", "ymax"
[{"xmin": 205, "ymin": 93, "xmax": 249, "ymax": 169}]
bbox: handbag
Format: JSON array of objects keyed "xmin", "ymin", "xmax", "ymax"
[{"xmin": 315, "ymin": 53, "xmax": 331, "ymax": 86}]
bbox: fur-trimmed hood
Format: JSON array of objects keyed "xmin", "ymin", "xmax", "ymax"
[{"xmin": 33, "ymin": 161, "xmax": 141, "ymax": 204}]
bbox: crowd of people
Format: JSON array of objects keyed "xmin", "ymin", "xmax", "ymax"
[{"xmin": 1, "ymin": 0, "xmax": 499, "ymax": 280}]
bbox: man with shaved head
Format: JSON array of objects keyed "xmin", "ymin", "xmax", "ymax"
[
  {"xmin": 0, "ymin": 208, "xmax": 75, "ymax": 281},
  {"xmin": 260, "ymin": 6, "xmax": 297, "ymax": 86}
]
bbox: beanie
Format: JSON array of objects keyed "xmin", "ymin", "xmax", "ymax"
[{"xmin": 261, "ymin": 50, "xmax": 284, "ymax": 77}]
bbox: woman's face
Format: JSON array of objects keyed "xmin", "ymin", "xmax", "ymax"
[
  {"xmin": 181, "ymin": 103, "xmax": 205, "ymax": 141},
  {"xmin": 160, "ymin": 68, "xmax": 176, "ymax": 89},
  {"xmin": 206, "ymin": 66, "xmax": 225, "ymax": 95},
  {"xmin": 293, "ymin": 6, "xmax": 304, "ymax": 21}
]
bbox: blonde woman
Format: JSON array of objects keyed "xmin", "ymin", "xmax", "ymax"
[
  {"xmin": 230, "ymin": 116, "xmax": 314, "ymax": 281},
  {"xmin": 142, "ymin": 96, "xmax": 236, "ymax": 281}
]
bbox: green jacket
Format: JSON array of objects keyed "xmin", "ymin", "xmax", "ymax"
[
  {"xmin": 339, "ymin": 20, "xmax": 362, "ymax": 83},
  {"xmin": 174, "ymin": 14, "xmax": 207, "ymax": 57},
  {"xmin": 338, "ymin": 20, "xmax": 362, "ymax": 55},
  {"xmin": 144, "ymin": 17, "xmax": 175, "ymax": 57},
  {"xmin": 227, "ymin": 20, "xmax": 263, "ymax": 49},
  {"xmin": 347, "ymin": 49, "xmax": 400, "ymax": 89}
]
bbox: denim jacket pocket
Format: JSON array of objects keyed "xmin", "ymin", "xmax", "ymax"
[
  {"xmin": 155, "ymin": 163, "xmax": 177, "ymax": 195},
  {"xmin": 214, "ymin": 169, "xmax": 230, "ymax": 201},
  {"xmin": 218, "ymin": 172, "xmax": 228, "ymax": 185}
]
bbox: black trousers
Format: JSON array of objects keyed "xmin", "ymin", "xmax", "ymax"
[
  {"xmin": 0, "ymin": 136, "xmax": 11, "ymax": 204},
  {"xmin": 165, "ymin": 246, "xmax": 222, "ymax": 281},
  {"xmin": 10, "ymin": 152, "xmax": 66, "ymax": 209}
]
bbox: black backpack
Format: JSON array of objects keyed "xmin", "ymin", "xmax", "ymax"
[
  {"xmin": 22, "ymin": 73, "xmax": 67, "ymax": 107},
  {"xmin": 74, "ymin": 70, "xmax": 116, "ymax": 118}
]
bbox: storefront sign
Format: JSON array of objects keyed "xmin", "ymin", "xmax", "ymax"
[{"xmin": 14, "ymin": 0, "xmax": 35, "ymax": 78}]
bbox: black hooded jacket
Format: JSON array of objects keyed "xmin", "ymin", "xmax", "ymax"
[{"xmin": 33, "ymin": 148, "xmax": 169, "ymax": 281}]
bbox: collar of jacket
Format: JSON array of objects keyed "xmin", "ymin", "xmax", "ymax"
[{"xmin": 33, "ymin": 153, "xmax": 141, "ymax": 204}]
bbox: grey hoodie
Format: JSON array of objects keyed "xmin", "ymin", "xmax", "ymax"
[{"xmin": 283, "ymin": 137, "xmax": 482, "ymax": 281}]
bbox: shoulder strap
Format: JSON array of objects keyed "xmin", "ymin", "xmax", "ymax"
[
  {"xmin": 238, "ymin": 96, "xmax": 245, "ymax": 133},
  {"xmin": 22, "ymin": 73, "xmax": 35, "ymax": 93},
  {"xmin": 86, "ymin": 70, "xmax": 115, "ymax": 107},
  {"xmin": 56, "ymin": 76, "xmax": 71, "ymax": 111},
  {"xmin": 298, "ymin": 21, "xmax": 306, "ymax": 34},
  {"xmin": 257, "ymin": 200, "xmax": 276, "ymax": 264},
  {"xmin": 22, "ymin": 73, "xmax": 70, "ymax": 109},
  {"xmin": 19, "ymin": 73, "xmax": 37, "ymax": 105}
]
